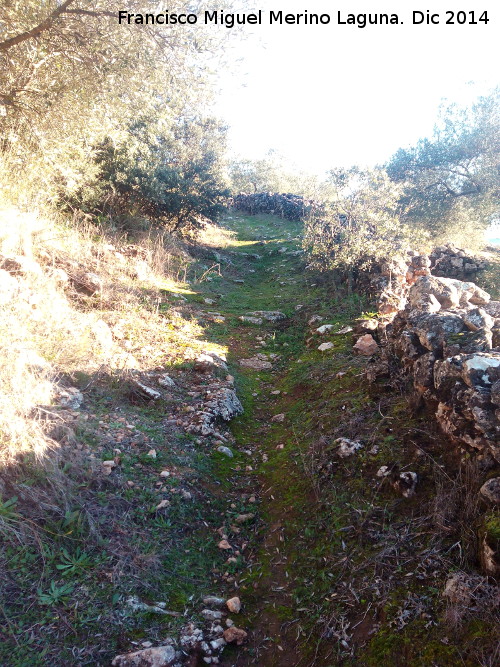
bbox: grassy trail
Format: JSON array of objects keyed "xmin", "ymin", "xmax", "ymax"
[
  {"xmin": 196, "ymin": 212, "xmax": 371, "ymax": 666},
  {"xmin": 194, "ymin": 213, "xmax": 493, "ymax": 667},
  {"xmin": 2, "ymin": 212, "xmax": 496, "ymax": 666},
  {"xmin": 202, "ymin": 212, "xmax": 330, "ymax": 666}
]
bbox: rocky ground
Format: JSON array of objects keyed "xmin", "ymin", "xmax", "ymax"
[{"xmin": 1, "ymin": 213, "xmax": 498, "ymax": 666}]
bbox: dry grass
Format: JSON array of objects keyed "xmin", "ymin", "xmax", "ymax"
[
  {"xmin": 0, "ymin": 197, "xmax": 215, "ymax": 472},
  {"xmin": 478, "ymin": 245, "xmax": 500, "ymax": 299},
  {"xmin": 191, "ymin": 219, "xmax": 237, "ymax": 249},
  {"xmin": 431, "ymin": 460, "xmax": 482, "ymax": 565}
]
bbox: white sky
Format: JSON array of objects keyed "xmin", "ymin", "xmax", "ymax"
[{"xmin": 212, "ymin": 0, "xmax": 499, "ymax": 174}]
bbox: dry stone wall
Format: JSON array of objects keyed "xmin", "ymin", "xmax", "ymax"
[
  {"xmin": 429, "ymin": 244, "xmax": 488, "ymax": 281},
  {"xmin": 232, "ymin": 192, "xmax": 319, "ymax": 221},
  {"xmin": 360, "ymin": 248, "xmax": 499, "ymax": 464}
]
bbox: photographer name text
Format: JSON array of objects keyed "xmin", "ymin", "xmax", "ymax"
[{"xmin": 117, "ymin": 9, "xmax": 491, "ymax": 29}]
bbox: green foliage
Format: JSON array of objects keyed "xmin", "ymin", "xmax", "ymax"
[
  {"xmin": 0, "ymin": 495, "xmax": 19, "ymax": 522},
  {"xmin": 55, "ymin": 547, "xmax": 92, "ymax": 576},
  {"xmin": 37, "ymin": 580, "xmax": 74, "ymax": 607},
  {"xmin": 0, "ymin": 1, "xmax": 233, "ymax": 229},
  {"xmin": 484, "ymin": 510, "xmax": 500, "ymax": 540},
  {"xmin": 387, "ymin": 88, "xmax": 500, "ymax": 246},
  {"xmin": 65, "ymin": 115, "xmax": 229, "ymax": 231},
  {"xmin": 228, "ymin": 150, "xmax": 322, "ymax": 197},
  {"xmin": 0, "ymin": 1, "xmax": 229, "ymax": 143},
  {"xmin": 52, "ymin": 509, "xmax": 86, "ymax": 540},
  {"xmin": 303, "ymin": 167, "xmax": 425, "ymax": 279}
]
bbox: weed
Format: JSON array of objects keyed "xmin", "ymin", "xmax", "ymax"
[
  {"xmin": 0, "ymin": 495, "xmax": 19, "ymax": 522},
  {"xmin": 37, "ymin": 580, "xmax": 74, "ymax": 606},
  {"xmin": 56, "ymin": 547, "xmax": 93, "ymax": 576}
]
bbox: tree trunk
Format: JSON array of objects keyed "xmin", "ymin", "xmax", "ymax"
[{"xmin": 347, "ymin": 267, "xmax": 353, "ymax": 296}]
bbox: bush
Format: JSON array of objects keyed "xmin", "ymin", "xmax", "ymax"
[{"xmin": 303, "ymin": 167, "xmax": 425, "ymax": 290}]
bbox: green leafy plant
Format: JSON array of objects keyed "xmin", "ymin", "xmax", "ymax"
[
  {"xmin": 37, "ymin": 581, "xmax": 74, "ymax": 606},
  {"xmin": 58, "ymin": 510, "xmax": 85, "ymax": 538},
  {"xmin": 0, "ymin": 496, "xmax": 19, "ymax": 522},
  {"xmin": 56, "ymin": 547, "xmax": 92, "ymax": 576}
]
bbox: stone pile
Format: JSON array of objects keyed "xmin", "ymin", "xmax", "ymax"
[
  {"xmin": 353, "ymin": 247, "xmax": 500, "ymax": 576},
  {"xmin": 185, "ymin": 352, "xmax": 243, "ymax": 437},
  {"xmin": 112, "ymin": 594, "xmax": 247, "ymax": 666},
  {"xmin": 232, "ymin": 192, "xmax": 319, "ymax": 221}
]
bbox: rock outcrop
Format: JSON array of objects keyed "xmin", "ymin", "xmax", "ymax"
[{"xmin": 186, "ymin": 384, "xmax": 243, "ymax": 436}]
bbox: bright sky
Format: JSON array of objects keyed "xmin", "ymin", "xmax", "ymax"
[{"xmin": 212, "ymin": 0, "xmax": 499, "ymax": 174}]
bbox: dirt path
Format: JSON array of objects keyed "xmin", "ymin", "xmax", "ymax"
[
  {"xmin": 196, "ymin": 213, "xmax": 342, "ymax": 666},
  {"xmin": 191, "ymin": 213, "xmax": 495, "ymax": 667}
]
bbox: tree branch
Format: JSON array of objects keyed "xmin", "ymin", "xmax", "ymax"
[
  {"xmin": 65, "ymin": 9, "xmax": 116, "ymax": 19},
  {"xmin": 0, "ymin": 0, "xmax": 76, "ymax": 52}
]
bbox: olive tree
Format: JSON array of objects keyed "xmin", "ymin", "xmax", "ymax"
[
  {"xmin": 66, "ymin": 114, "xmax": 230, "ymax": 231},
  {"xmin": 387, "ymin": 88, "xmax": 500, "ymax": 246},
  {"xmin": 228, "ymin": 151, "xmax": 322, "ymax": 197},
  {"xmin": 303, "ymin": 167, "xmax": 423, "ymax": 292},
  {"xmin": 0, "ymin": 1, "xmax": 234, "ymax": 226}
]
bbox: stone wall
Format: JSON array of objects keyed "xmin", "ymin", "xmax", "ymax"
[
  {"xmin": 232, "ymin": 192, "xmax": 319, "ymax": 221},
  {"xmin": 359, "ymin": 249, "xmax": 499, "ymax": 464},
  {"xmin": 429, "ymin": 244, "xmax": 487, "ymax": 281}
]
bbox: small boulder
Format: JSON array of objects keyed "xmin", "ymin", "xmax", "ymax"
[
  {"xmin": 203, "ymin": 596, "xmax": 225, "ymax": 608},
  {"xmin": 55, "ymin": 386, "xmax": 83, "ymax": 409},
  {"xmin": 206, "ymin": 388, "xmax": 243, "ymax": 421},
  {"xmin": 194, "ymin": 351, "xmax": 228, "ymax": 373},
  {"xmin": 335, "ymin": 438, "xmax": 363, "ymax": 457},
  {"xmin": 316, "ymin": 324, "xmax": 335, "ymax": 334},
  {"xmin": 226, "ymin": 597, "xmax": 241, "ymax": 613},
  {"xmin": 246, "ymin": 310, "xmax": 286, "ymax": 322},
  {"xmin": 409, "ymin": 276, "xmax": 460, "ymax": 310},
  {"xmin": 111, "ymin": 646, "xmax": 176, "ymax": 667},
  {"xmin": 131, "ymin": 380, "xmax": 161, "ymax": 401},
  {"xmin": 223, "ymin": 626, "xmax": 248, "ymax": 645},
  {"xmin": 72, "ymin": 271, "xmax": 102, "ymax": 295},
  {"xmin": 468, "ymin": 284, "xmax": 491, "ymax": 306},
  {"xmin": 392, "ymin": 471, "xmax": 418, "ymax": 498},
  {"xmin": 484, "ymin": 301, "xmax": 500, "ymax": 318},
  {"xmin": 217, "ymin": 446, "xmax": 234, "ymax": 458},
  {"xmin": 157, "ymin": 374, "xmax": 175, "ymax": 388},
  {"xmin": 462, "ymin": 308, "xmax": 494, "ymax": 332},
  {"xmin": 353, "ymin": 334, "xmax": 379, "ymax": 356},
  {"xmin": 354, "ymin": 318, "xmax": 379, "ymax": 334},
  {"xmin": 239, "ymin": 356, "xmax": 272, "ymax": 370},
  {"xmin": 480, "ymin": 478, "xmax": 500, "ymax": 505}
]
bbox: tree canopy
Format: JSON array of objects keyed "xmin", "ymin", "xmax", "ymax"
[
  {"xmin": 386, "ymin": 88, "xmax": 500, "ymax": 244},
  {"xmin": 0, "ymin": 1, "xmax": 233, "ymax": 230},
  {"xmin": 303, "ymin": 167, "xmax": 424, "ymax": 286},
  {"xmin": 228, "ymin": 151, "xmax": 322, "ymax": 198}
]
